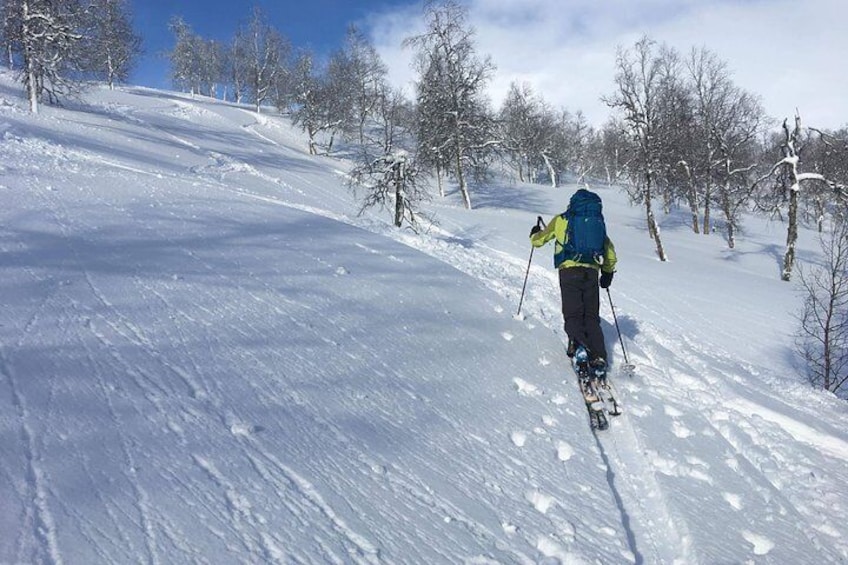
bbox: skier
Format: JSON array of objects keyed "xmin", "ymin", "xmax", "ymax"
[{"xmin": 530, "ymin": 188, "xmax": 617, "ymax": 375}]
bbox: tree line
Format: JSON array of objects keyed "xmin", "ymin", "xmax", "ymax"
[
  {"xmin": 2, "ymin": 0, "xmax": 847, "ymax": 396},
  {"xmin": 161, "ymin": 4, "xmax": 848, "ymax": 277}
]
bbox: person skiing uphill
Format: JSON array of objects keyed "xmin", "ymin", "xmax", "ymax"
[{"xmin": 530, "ymin": 188, "xmax": 617, "ymax": 374}]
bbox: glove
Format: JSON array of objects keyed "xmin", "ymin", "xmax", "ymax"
[
  {"xmin": 530, "ymin": 225, "xmax": 542, "ymax": 237},
  {"xmin": 599, "ymin": 271, "xmax": 614, "ymax": 289}
]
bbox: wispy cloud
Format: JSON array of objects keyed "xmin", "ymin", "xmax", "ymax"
[{"xmin": 365, "ymin": 0, "xmax": 847, "ymax": 129}]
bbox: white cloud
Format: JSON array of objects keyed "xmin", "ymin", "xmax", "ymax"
[{"xmin": 365, "ymin": 0, "xmax": 847, "ymax": 129}]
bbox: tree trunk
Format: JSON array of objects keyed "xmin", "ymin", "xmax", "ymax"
[
  {"xmin": 307, "ymin": 125, "xmax": 317, "ymax": 155},
  {"xmin": 394, "ymin": 169, "xmax": 404, "ymax": 228},
  {"xmin": 22, "ymin": 1, "xmax": 39, "ymax": 114},
  {"xmin": 647, "ymin": 203, "xmax": 667, "ymax": 261},
  {"xmin": 26, "ymin": 63, "xmax": 39, "ymax": 114},
  {"xmin": 721, "ymin": 186, "xmax": 735, "ymax": 249},
  {"xmin": 703, "ymin": 181, "xmax": 712, "ymax": 234},
  {"xmin": 782, "ymin": 187, "xmax": 799, "ymax": 281},
  {"xmin": 722, "ymin": 196, "xmax": 736, "ymax": 249},
  {"xmin": 823, "ymin": 301, "xmax": 833, "ymax": 390},
  {"xmin": 644, "ymin": 170, "xmax": 668, "ymax": 261},
  {"xmin": 689, "ymin": 194, "xmax": 700, "ymax": 234},
  {"xmin": 542, "ymin": 154, "xmax": 557, "ymax": 188},
  {"xmin": 678, "ymin": 161, "xmax": 700, "ymax": 234},
  {"xmin": 455, "ymin": 143, "xmax": 471, "ymax": 209}
]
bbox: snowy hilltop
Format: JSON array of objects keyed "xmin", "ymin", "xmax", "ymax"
[{"xmin": 1, "ymin": 74, "xmax": 847, "ymax": 564}]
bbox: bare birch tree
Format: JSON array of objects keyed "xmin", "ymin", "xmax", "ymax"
[
  {"xmin": 498, "ymin": 82, "xmax": 564, "ymax": 186},
  {"xmin": 755, "ymin": 113, "xmax": 845, "ymax": 281},
  {"xmin": 797, "ymin": 216, "xmax": 848, "ymax": 396},
  {"xmin": 499, "ymin": 82, "xmax": 541, "ymax": 183},
  {"xmin": 803, "ymin": 128, "xmax": 848, "ymax": 231},
  {"xmin": 589, "ymin": 119, "xmax": 635, "ymax": 186},
  {"xmin": 338, "ymin": 25, "xmax": 387, "ymax": 145},
  {"xmin": 3, "ymin": 0, "xmax": 87, "ymax": 113},
  {"xmin": 684, "ymin": 47, "xmax": 731, "ymax": 235},
  {"xmin": 349, "ymin": 86, "xmax": 429, "ymax": 230},
  {"xmin": 1, "ymin": 0, "xmax": 20, "ymax": 68},
  {"xmin": 405, "ymin": 0, "xmax": 495, "ymax": 210},
  {"xmin": 603, "ymin": 36, "xmax": 669, "ymax": 261},
  {"xmin": 289, "ymin": 49, "xmax": 346, "ymax": 155},
  {"xmin": 235, "ymin": 7, "xmax": 289, "ymax": 113},
  {"xmin": 168, "ymin": 17, "xmax": 203, "ymax": 95},
  {"xmin": 84, "ymin": 0, "xmax": 141, "ymax": 90},
  {"xmin": 712, "ymin": 89, "xmax": 765, "ymax": 248},
  {"xmin": 224, "ymin": 34, "xmax": 248, "ymax": 104}
]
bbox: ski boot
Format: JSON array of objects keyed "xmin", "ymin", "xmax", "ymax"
[
  {"xmin": 589, "ymin": 358, "xmax": 607, "ymax": 381},
  {"xmin": 574, "ymin": 347, "xmax": 598, "ymax": 403}
]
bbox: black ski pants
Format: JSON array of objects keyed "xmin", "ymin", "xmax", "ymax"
[{"xmin": 558, "ymin": 266, "xmax": 606, "ymax": 362}]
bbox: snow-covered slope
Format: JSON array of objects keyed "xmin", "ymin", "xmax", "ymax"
[{"xmin": 1, "ymin": 74, "xmax": 846, "ymax": 564}]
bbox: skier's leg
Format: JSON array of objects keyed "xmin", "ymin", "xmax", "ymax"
[
  {"xmin": 581, "ymin": 269, "xmax": 607, "ymax": 363},
  {"xmin": 559, "ymin": 267, "xmax": 590, "ymax": 350}
]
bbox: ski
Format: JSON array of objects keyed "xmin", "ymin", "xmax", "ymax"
[{"xmin": 572, "ymin": 348, "xmax": 621, "ymax": 431}]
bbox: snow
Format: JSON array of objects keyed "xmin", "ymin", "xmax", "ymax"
[{"xmin": 1, "ymin": 71, "xmax": 847, "ymax": 563}]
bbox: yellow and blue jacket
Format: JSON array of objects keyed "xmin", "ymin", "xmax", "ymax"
[{"xmin": 530, "ymin": 214, "xmax": 617, "ymax": 272}]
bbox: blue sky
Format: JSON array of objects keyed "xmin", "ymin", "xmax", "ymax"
[
  {"xmin": 130, "ymin": 0, "xmax": 413, "ymax": 90},
  {"xmin": 129, "ymin": 0, "xmax": 847, "ymax": 130}
]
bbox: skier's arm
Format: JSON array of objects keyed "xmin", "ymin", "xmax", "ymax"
[{"xmin": 530, "ymin": 216, "xmax": 559, "ymax": 248}]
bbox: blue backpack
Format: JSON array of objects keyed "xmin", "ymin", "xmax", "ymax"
[{"xmin": 556, "ymin": 189, "xmax": 606, "ymax": 266}]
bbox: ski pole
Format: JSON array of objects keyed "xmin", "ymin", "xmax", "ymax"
[
  {"xmin": 606, "ymin": 288, "xmax": 633, "ymax": 369},
  {"xmin": 516, "ymin": 216, "xmax": 545, "ymax": 318}
]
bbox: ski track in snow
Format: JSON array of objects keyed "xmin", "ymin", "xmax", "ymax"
[
  {"xmin": 37, "ymin": 182, "xmax": 165, "ymax": 565},
  {"xmin": 8, "ymin": 146, "xmax": 381, "ymax": 561},
  {"xmin": 1, "ymin": 349, "xmax": 64, "ymax": 565},
  {"xmin": 3, "ymin": 83, "xmax": 848, "ymax": 563},
  {"xmin": 111, "ymin": 99, "xmax": 848, "ymax": 562},
  {"xmin": 626, "ymin": 327, "xmax": 847, "ymax": 561}
]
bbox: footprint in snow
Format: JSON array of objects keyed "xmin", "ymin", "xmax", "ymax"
[
  {"xmin": 672, "ymin": 420, "xmax": 694, "ymax": 439},
  {"xmin": 551, "ymin": 394, "xmax": 568, "ymax": 406},
  {"xmin": 229, "ymin": 420, "xmax": 264, "ymax": 437},
  {"xmin": 556, "ymin": 440, "xmax": 574, "ymax": 462},
  {"xmin": 510, "ymin": 431, "xmax": 527, "ymax": 447},
  {"xmin": 230, "ymin": 423, "xmax": 252, "ymax": 436},
  {"xmin": 742, "ymin": 531, "xmax": 775, "ymax": 556},
  {"xmin": 664, "ymin": 404, "xmax": 684, "ymax": 418},
  {"xmin": 513, "ymin": 378, "xmax": 541, "ymax": 397},
  {"xmin": 525, "ymin": 490, "xmax": 557, "ymax": 514},
  {"xmin": 647, "ymin": 450, "xmax": 714, "ymax": 484},
  {"xmin": 722, "ymin": 492, "xmax": 743, "ymax": 510},
  {"xmin": 501, "ymin": 331, "xmax": 514, "ymax": 341}
]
